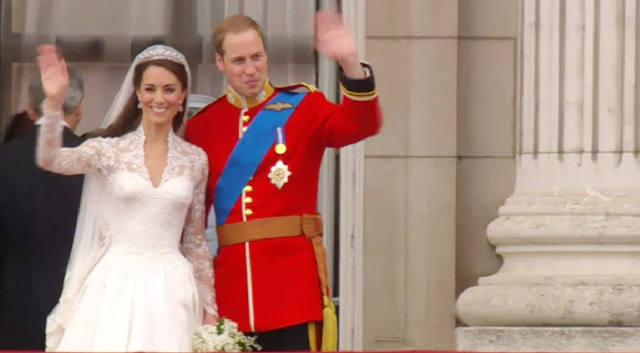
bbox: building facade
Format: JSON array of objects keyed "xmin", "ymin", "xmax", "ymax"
[{"xmin": 363, "ymin": 0, "xmax": 517, "ymax": 350}]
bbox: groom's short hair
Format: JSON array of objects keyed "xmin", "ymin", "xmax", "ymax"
[
  {"xmin": 28, "ymin": 68, "xmax": 84, "ymax": 117},
  {"xmin": 212, "ymin": 15, "xmax": 266, "ymax": 57}
]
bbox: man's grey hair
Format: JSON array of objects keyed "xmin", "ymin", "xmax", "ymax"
[{"xmin": 29, "ymin": 68, "xmax": 84, "ymax": 116}]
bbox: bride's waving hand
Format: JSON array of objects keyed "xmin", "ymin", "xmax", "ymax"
[{"xmin": 35, "ymin": 46, "xmax": 105, "ymax": 176}]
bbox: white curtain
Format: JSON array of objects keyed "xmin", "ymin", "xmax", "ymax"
[
  {"xmin": 1, "ymin": 0, "xmax": 317, "ymax": 136},
  {"xmin": 13, "ymin": 0, "xmax": 171, "ymax": 36}
]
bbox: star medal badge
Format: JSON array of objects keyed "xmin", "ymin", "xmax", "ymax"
[{"xmin": 268, "ymin": 160, "xmax": 292, "ymax": 189}]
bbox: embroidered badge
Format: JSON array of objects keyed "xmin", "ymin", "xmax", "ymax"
[
  {"xmin": 268, "ymin": 160, "xmax": 292, "ymax": 189},
  {"xmin": 264, "ymin": 102, "xmax": 294, "ymax": 112}
]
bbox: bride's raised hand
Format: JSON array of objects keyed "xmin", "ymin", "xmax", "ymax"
[{"xmin": 36, "ymin": 45, "xmax": 69, "ymax": 111}]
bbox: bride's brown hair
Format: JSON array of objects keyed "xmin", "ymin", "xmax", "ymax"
[{"xmin": 95, "ymin": 59, "xmax": 188, "ymax": 138}]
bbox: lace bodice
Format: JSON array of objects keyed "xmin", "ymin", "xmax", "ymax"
[{"xmin": 36, "ymin": 108, "xmax": 217, "ymax": 316}]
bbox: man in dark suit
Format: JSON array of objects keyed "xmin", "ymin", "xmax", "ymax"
[
  {"xmin": 0, "ymin": 69, "xmax": 85, "ymax": 350},
  {"xmin": 2, "ymin": 111, "xmax": 35, "ymax": 144}
]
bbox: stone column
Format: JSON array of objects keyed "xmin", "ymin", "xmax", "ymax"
[{"xmin": 456, "ymin": 0, "xmax": 640, "ymax": 351}]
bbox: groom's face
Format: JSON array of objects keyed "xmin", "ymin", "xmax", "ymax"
[{"xmin": 216, "ymin": 29, "xmax": 268, "ymax": 99}]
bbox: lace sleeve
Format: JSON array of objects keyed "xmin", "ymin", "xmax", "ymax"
[
  {"xmin": 182, "ymin": 151, "xmax": 217, "ymax": 317},
  {"xmin": 36, "ymin": 105, "xmax": 104, "ymax": 175}
]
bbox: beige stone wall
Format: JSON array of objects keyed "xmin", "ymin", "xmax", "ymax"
[
  {"xmin": 362, "ymin": 0, "xmax": 519, "ymax": 349},
  {"xmin": 455, "ymin": 0, "xmax": 518, "ymax": 297}
]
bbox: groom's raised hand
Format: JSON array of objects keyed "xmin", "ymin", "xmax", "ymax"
[{"xmin": 314, "ymin": 10, "xmax": 365, "ymax": 79}]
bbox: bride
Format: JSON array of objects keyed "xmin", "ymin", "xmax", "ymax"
[{"xmin": 36, "ymin": 44, "xmax": 217, "ymax": 352}]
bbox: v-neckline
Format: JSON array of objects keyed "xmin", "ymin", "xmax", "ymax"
[
  {"xmin": 144, "ymin": 150, "xmax": 168, "ymax": 189},
  {"xmin": 137, "ymin": 126, "xmax": 172, "ymax": 189}
]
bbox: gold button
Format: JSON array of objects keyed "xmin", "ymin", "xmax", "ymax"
[
  {"xmin": 242, "ymin": 115, "xmax": 250, "ymax": 123},
  {"xmin": 242, "ymin": 126, "xmax": 248, "ymax": 133},
  {"xmin": 244, "ymin": 185, "xmax": 253, "ymax": 192},
  {"xmin": 244, "ymin": 209, "xmax": 253, "ymax": 216},
  {"xmin": 244, "ymin": 197, "xmax": 253, "ymax": 203}
]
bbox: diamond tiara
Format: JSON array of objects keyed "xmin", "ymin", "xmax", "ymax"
[
  {"xmin": 132, "ymin": 44, "xmax": 191, "ymax": 87},
  {"xmin": 134, "ymin": 44, "xmax": 187, "ymax": 65}
]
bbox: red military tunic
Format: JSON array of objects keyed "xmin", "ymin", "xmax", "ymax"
[{"xmin": 185, "ymin": 65, "xmax": 382, "ymax": 333}]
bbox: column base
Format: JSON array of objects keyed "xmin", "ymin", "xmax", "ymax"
[
  {"xmin": 456, "ymin": 284, "xmax": 640, "ymax": 326},
  {"xmin": 456, "ymin": 327, "xmax": 640, "ymax": 352}
]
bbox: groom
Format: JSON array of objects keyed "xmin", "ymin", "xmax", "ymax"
[
  {"xmin": 186, "ymin": 11, "xmax": 382, "ymax": 351},
  {"xmin": 0, "ymin": 69, "xmax": 85, "ymax": 350}
]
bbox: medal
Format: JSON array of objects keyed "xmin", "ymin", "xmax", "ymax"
[
  {"xmin": 275, "ymin": 143, "xmax": 287, "ymax": 154},
  {"xmin": 275, "ymin": 127, "xmax": 287, "ymax": 155},
  {"xmin": 268, "ymin": 160, "xmax": 292, "ymax": 189}
]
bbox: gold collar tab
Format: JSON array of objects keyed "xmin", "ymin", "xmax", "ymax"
[{"xmin": 225, "ymin": 81, "xmax": 275, "ymax": 109}]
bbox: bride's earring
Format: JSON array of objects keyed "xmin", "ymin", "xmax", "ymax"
[
  {"xmin": 137, "ymin": 102, "xmax": 142, "ymax": 109},
  {"xmin": 178, "ymin": 105, "xmax": 184, "ymax": 112}
]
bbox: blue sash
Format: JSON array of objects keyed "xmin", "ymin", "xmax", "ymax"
[{"xmin": 214, "ymin": 91, "xmax": 307, "ymax": 225}]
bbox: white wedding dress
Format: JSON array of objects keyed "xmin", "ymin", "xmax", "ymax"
[{"xmin": 37, "ymin": 109, "xmax": 217, "ymax": 352}]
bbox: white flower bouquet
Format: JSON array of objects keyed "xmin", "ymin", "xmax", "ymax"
[{"xmin": 192, "ymin": 317, "xmax": 261, "ymax": 352}]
